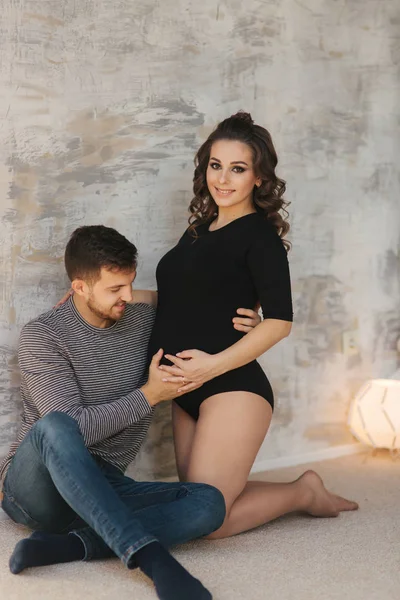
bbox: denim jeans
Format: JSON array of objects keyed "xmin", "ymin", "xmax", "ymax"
[{"xmin": 1, "ymin": 412, "xmax": 225, "ymax": 567}]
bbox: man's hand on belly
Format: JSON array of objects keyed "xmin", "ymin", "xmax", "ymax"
[{"xmin": 141, "ymin": 349, "xmax": 202, "ymax": 404}]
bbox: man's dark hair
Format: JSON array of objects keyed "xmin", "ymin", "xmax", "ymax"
[{"xmin": 65, "ymin": 225, "xmax": 138, "ymax": 283}]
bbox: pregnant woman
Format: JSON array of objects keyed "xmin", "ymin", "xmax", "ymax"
[{"xmin": 148, "ymin": 112, "xmax": 358, "ymax": 538}]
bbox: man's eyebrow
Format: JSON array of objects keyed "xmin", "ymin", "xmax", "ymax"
[
  {"xmin": 106, "ymin": 284, "xmax": 123, "ymax": 289},
  {"xmin": 210, "ymin": 157, "xmax": 249, "ymax": 166}
]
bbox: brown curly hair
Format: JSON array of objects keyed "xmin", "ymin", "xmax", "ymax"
[{"xmin": 188, "ymin": 111, "xmax": 290, "ymax": 250}]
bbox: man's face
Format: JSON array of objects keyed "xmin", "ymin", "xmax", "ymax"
[{"xmin": 85, "ymin": 267, "xmax": 136, "ymax": 323}]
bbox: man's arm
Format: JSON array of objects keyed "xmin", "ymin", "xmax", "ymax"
[
  {"xmin": 131, "ymin": 290, "xmax": 158, "ymax": 308},
  {"xmin": 18, "ymin": 322, "xmax": 175, "ymax": 447}
]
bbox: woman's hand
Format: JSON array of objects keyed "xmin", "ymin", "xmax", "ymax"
[
  {"xmin": 54, "ymin": 289, "xmax": 74, "ymax": 308},
  {"xmin": 160, "ymin": 350, "xmax": 221, "ymax": 394}
]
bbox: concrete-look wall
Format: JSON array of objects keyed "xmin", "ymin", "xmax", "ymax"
[{"xmin": 1, "ymin": 0, "xmax": 399, "ymax": 479}]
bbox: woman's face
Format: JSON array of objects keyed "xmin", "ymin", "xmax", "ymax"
[{"xmin": 206, "ymin": 140, "xmax": 261, "ymax": 211}]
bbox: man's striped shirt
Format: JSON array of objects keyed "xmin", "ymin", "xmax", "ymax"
[{"xmin": 0, "ymin": 297, "xmax": 155, "ymax": 483}]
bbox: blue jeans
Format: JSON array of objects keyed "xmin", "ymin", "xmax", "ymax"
[{"xmin": 1, "ymin": 412, "xmax": 225, "ymax": 567}]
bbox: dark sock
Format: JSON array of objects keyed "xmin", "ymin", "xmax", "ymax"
[
  {"xmin": 9, "ymin": 531, "xmax": 85, "ymax": 574},
  {"xmin": 133, "ymin": 541, "xmax": 211, "ymax": 600}
]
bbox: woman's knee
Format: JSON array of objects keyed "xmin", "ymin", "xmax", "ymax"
[
  {"xmin": 200, "ymin": 486, "xmax": 240, "ymax": 539},
  {"xmin": 205, "ymin": 522, "xmax": 229, "ymax": 540}
]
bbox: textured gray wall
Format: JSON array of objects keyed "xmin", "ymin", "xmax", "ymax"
[{"xmin": 1, "ymin": 0, "xmax": 399, "ymax": 479}]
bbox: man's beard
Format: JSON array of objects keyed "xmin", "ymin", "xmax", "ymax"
[{"xmin": 87, "ymin": 297, "xmax": 124, "ymax": 323}]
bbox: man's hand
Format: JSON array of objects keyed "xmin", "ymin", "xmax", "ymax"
[
  {"xmin": 141, "ymin": 349, "xmax": 199, "ymax": 406},
  {"xmin": 232, "ymin": 305, "xmax": 261, "ymax": 333}
]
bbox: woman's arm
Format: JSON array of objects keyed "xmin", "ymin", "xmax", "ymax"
[
  {"xmin": 214, "ymin": 317, "xmax": 291, "ymax": 374},
  {"xmin": 131, "ymin": 289, "xmax": 158, "ymax": 308},
  {"xmin": 161, "ymin": 318, "xmax": 291, "ymax": 393}
]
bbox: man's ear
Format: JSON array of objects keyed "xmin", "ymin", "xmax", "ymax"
[{"xmin": 71, "ymin": 279, "xmax": 87, "ymax": 297}]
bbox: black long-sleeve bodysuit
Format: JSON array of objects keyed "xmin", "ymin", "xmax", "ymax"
[{"xmin": 148, "ymin": 213, "xmax": 293, "ymax": 420}]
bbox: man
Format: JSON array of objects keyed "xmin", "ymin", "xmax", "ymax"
[{"xmin": 0, "ymin": 225, "xmax": 260, "ymax": 600}]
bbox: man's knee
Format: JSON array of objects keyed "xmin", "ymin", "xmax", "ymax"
[
  {"xmin": 31, "ymin": 412, "xmax": 80, "ymax": 447},
  {"xmin": 34, "ymin": 411, "xmax": 78, "ymax": 435},
  {"xmin": 192, "ymin": 483, "xmax": 226, "ymax": 534}
]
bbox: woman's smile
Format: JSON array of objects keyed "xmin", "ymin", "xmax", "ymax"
[{"xmin": 214, "ymin": 186, "xmax": 235, "ymax": 196}]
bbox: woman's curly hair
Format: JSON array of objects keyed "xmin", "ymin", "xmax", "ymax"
[{"xmin": 188, "ymin": 111, "xmax": 291, "ymax": 251}]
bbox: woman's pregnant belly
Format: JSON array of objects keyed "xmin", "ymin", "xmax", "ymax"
[{"xmin": 148, "ymin": 304, "xmax": 245, "ymax": 359}]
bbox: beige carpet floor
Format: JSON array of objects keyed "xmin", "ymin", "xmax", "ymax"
[{"xmin": 1, "ymin": 451, "xmax": 399, "ymax": 600}]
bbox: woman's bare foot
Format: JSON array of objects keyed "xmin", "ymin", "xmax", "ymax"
[{"xmin": 297, "ymin": 470, "xmax": 359, "ymax": 518}]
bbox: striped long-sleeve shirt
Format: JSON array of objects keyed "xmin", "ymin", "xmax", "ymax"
[{"xmin": 0, "ymin": 297, "xmax": 155, "ymax": 484}]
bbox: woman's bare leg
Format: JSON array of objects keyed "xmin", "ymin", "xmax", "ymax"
[
  {"xmin": 179, "ymin": 392, "xmax": 358, "ymax": 539},
  {"xmin": 172, "ymin": 402, "xmax": 197, "ymax": 481}
]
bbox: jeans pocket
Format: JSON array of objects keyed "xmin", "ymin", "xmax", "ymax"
[{"xmin": 1, "ymin": 491, "xmax": 43, "ymax": 530}]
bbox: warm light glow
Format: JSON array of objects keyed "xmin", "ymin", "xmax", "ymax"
[{"xmin": 348, "ymin": 379, "xmax": 400, "ymax": 449}]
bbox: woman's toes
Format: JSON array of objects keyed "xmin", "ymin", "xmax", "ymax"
[{"xmin": 332, "ymin": 494, "xmax": 359, "ymax": 512}]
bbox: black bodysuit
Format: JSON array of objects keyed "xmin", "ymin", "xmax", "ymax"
[{"xmin": 148, "ymin": 212, "xmax": 293, "ymax": 420}]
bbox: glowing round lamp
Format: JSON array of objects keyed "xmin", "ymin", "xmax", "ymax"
[{"xmin": 348, "ymin": 379, "xmax": 400, "ymax": 449}]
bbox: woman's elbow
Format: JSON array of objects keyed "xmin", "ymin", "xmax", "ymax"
[
  {"xmin": 274, "ymin": 319, "xmax": 292, "ymax": 339},
  {"xmin": 264, "ymin": 318, "xmax": 292, "ymax": 339}
]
